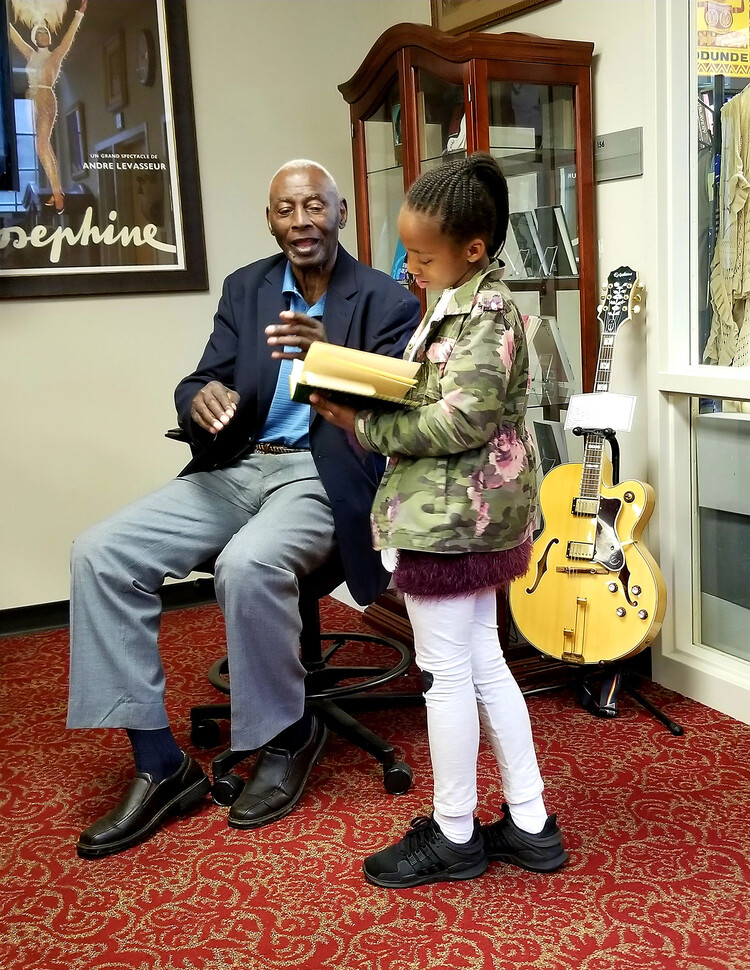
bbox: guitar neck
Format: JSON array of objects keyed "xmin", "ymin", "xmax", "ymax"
[
  {"xmin": 579, "ymin": 432, "xmax": 606, "ymax": 502},
  {"xmin": 575, "ymin": 266, "xmax": 639, "ymax": 505}
]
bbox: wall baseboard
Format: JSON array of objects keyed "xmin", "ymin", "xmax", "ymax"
[
  {"xmin": 0, "ymin": 579, "xmax": 217, "ymax": 638},
  {"xmin": 2, "ymin": 579, "xmax": 362, "ymax": 638}
]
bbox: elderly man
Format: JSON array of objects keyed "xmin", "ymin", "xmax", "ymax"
[{"xmin": 68, "ymin": 160, "xmax": 421, "ymax": 858}]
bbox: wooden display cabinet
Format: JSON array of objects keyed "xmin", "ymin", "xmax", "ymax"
[{"xmin": 339, "ymin": 24, "xmax": 596, "ymax": 690}]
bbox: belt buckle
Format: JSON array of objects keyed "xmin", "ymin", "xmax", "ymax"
[{"xmin": 254, "ymin": 441, "xmax": 298, "ymax": 455}]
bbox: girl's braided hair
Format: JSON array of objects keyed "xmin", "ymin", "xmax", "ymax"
[{"xmin": 404, "ymin": 152, "xmax": 509, "ymax": 257}]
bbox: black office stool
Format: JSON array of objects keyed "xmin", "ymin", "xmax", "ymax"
[{"xmin": 188, "ymin": 553, "xmax": 419, "ymax": 802}]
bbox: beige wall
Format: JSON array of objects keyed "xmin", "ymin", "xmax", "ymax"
[
  {"xmin": 1, "ymin": 0, "xmax": 430, "ymax": 611},
  {"xmin": 2, "ymin": 0, "xmax": 659, "ymax": 611}
]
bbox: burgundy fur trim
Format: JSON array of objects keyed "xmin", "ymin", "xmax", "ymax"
[{"xmin": 393, "ymin": 539, "xmax": 532, "ymax": 600}]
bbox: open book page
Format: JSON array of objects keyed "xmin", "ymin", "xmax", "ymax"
[{"xmin": 289, "ymin": 341, "xmax": 421, "ymax": 409}]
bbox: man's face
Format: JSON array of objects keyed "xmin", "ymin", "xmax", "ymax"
[{"xmin": 267, "ymin": 167, "xmax": 346, "ymax": 273}]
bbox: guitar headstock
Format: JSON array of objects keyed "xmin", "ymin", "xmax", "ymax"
[{"xmin": 596, "ymin": 266, "xmax": 643, "ymax": 336}]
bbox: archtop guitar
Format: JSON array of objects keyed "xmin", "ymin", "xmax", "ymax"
[{"xmin": 509, "ymin": 266, "xmax": 666, "ymax": 665}]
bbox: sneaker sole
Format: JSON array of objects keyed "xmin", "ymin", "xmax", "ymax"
[
  {"xmin": 75, "ymin": 774, "xmax": 211, "ymax": 859},
  {"xmin": 488, "ymin": 848, "xmax": 568, "ymax": 873},
  {"xmin": 363, "ymin": 857, "xmax": 489, "ymax": 889}
]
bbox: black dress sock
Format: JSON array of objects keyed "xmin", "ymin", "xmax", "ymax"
[
  {"xmin": 127, "ymin": 727, "xmax": 184, "ymax": 781},
  {"xmin": 269, "ymin": 709, "xmax": 313, "ymax": 752}
]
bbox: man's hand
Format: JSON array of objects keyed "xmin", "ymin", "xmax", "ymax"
[
  {"xmin": 190, "ymin": 381, "xmax": 240, "ymax": 433},
  {"xmin": 309, "ymin": 394, "xmax": 357, "ymax": 433},
  {"xmin": 265, "ymin": 310, "xmax": 326, "ymax": 360}
]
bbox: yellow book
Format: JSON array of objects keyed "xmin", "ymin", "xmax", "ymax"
[{"xmin": 289, "ymin": 341, "xmax": 421, "ymax": 409}]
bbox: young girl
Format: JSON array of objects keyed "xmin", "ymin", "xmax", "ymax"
[{"xmin": 310, "ymin": 153, "xmax": 567, "ymax": 888}]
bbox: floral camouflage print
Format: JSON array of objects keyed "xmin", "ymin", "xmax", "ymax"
[{"xmin": 354, "ymin": 262, "xmax": 537, "ymax": 554}]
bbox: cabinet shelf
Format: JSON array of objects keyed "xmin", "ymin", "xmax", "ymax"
[
  {"xmin": 367, "ymin": 163, "xmax": 405, "ymax": 177},
  {"xmin": 507, "ymin": 276, "xmax": 580, "ymax": 290}
]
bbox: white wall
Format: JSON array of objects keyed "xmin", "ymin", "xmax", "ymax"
[{"xmin": 1, "ymin": 0, "xmax": 430, "ymax": 611}]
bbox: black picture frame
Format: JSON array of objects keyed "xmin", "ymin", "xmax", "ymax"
[{"xmin": 0, "ymin": 0, "xmax": 208, "ymax": 299}]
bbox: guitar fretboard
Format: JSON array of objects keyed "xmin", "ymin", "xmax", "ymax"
[{"xmin": 576, "ymin": 269, "xmax": 638, "ymax": 506}]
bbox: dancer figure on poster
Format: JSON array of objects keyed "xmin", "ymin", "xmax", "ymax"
[{"xmin": 9, "ymin": 0, "xmax": 88, "ymax": 214}]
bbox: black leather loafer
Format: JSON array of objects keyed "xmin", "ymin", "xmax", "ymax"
[
  {"xmin": 76, "ymin": 753, "xmax": 210, "ymax": 859},
  {"xmin": 227, "ymin": 714, "xmax": 328, "ymax": 829}
]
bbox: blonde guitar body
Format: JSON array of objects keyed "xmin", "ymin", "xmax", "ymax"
[{"xmin": 509, "ymin": 456, "xmax": 667, "ymax": 665}]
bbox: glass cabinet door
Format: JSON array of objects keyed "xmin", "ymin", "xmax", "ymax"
[
  {"xmin": 486, "ymin": 80, "xmax": 581, "ymax": 459},
  {"xmin": 362, "ymin": 62, "xmax": 467, "ymax": 287},
  {"xmin": 363, "ymin": 78, "xmax": 406, "ymax": 277},
  {"xmin": 414, "ymin": 69, "xmax": 467, "ymax": 172}
]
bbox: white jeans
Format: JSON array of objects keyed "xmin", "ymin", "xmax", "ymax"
[{"xmin": 405, "ymin": 588, "xmax": 544, "ymax": 819}]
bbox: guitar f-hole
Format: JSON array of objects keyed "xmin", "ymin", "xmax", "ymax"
[{"xmin": 525, "ymin": 537, "xmax": 559, "ymax": 594}]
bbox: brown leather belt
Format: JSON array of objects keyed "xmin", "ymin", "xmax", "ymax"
[{"xmin": 252, "ymin": 442, "xmax": 309, "ymax": 455}]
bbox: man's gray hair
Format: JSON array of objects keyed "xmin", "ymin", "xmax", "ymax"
[{"xmin": 270, "ymin": 159, "xmax": 339, "ymax": 194}]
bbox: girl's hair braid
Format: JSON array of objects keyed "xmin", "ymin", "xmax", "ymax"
[{"xmin": 404, "ymin": 152, "xmax": 509, "ymax": 256}]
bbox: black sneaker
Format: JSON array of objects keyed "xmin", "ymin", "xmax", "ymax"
[
  {"xmin": 363, "ymin": 815, "xmax": 488, "ymax": 888},
  {"xmin": 481, "ymin": 802, "xmax": 568, "ymax": 872}
]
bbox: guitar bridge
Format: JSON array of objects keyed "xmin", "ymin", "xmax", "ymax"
[
  {"xmin": 567, "ymin": 540, "xmax": 595, "ymax": 560},
  {"xmin": 556, "ymin": 565, "xmax": 607, "ymax": 574},
  {"xmin": 572, "ymin": 497, "xmax": 599, "ymax": 516}
]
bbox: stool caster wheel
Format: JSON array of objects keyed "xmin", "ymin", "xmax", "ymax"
[
  {"xmin": 383, "ymin": 761, "xmax": 412, "ymax": 795},
  {"xmin": 190, "ymin": 719, "xmax": 221, "ymax": 749},
  {"xmin": 212, "ymin": 771, "xmax": 245, "ymax": 806}
]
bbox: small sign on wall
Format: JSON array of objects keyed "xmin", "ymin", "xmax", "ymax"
[{"xmin": 594, "ymin": 128, "xmax": 643, "ymax": 183}]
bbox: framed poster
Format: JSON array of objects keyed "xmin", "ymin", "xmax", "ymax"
[
  {"xmin": 430, "ymin": 0, "xmax": 560, "ymax": 35},
  {"xmin": 1, "ymin": 0, "xmax": 207, "ymax": 298}
]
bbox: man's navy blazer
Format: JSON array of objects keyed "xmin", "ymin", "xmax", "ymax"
[{"xmin": 174, "ymin": 246, "xmax": 421, "ymax": 606}]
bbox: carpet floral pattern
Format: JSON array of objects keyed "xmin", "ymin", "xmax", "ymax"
[{"xmin": 1, "ymin": 600, "xmax": 749, "ymax": 970}]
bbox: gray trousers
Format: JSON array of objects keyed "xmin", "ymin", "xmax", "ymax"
[{"xmin": 66, "ymin": 452, "xmax": 336, "ymax": 751}]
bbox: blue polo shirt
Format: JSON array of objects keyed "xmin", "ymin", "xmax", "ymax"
[{"xmin": 257, "ymin": 262, "xmax": 327, "ymax": 447}]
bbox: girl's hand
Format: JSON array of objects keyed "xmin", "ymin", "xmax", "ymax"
[{"xmin": 309, "ymin": 394, "xmax": 357, "ymax": 432}]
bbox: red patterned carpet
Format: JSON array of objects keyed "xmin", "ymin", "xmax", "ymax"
[{"xmin": 1, "ymin": 599, "xmax": 749, "ymax": 970}]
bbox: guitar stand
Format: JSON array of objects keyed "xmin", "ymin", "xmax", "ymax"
[
  {"xmin": 579, "ymin": 668, "xmax": 683, "ymax": 735},
  {"xmin": 568, "ymin": 427, "xmax": 684, "ymax": 736}
]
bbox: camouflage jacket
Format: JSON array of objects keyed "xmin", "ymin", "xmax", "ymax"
[{"xmin": 354, "ymin": 262, "xmax": 537, "ymax": 554}]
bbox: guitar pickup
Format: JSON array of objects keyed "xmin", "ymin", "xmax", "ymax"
[
  {"xmin": 567, "ymin": 540, "xmax": 595, "ymax": 560},
  {"xmin": 572, "ymin": 497, "xmax": 600, "ymax": 516}
]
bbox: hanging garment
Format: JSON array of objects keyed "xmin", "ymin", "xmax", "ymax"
[{"xmin": 705, "ymin": 84, "xmax": 750, "ymax": 365}]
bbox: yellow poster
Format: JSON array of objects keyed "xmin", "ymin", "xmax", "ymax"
[{"xmin": 698, "ymin": 0, "xmax": 750, "ymax": 76}]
